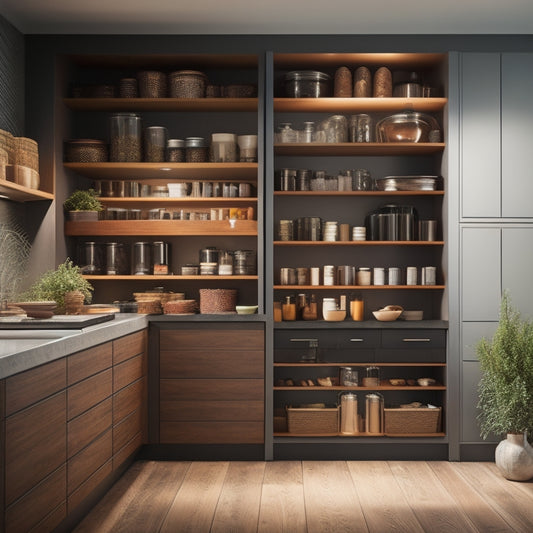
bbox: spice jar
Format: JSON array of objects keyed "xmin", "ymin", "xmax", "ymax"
[
  {"xmin": 144, "ymin": 126, "xmax": 168, "ymax": 162},
  {"xmin": 350, "ymin": 294, "xmax": 364, "ymax": 321},
  {"xmin": 357, "ymin": 267, "xmax": 371, "ymax": 285},
  {"xmin": 166, "ymin": 139, "xmax": 185, "ymax": 162},
  {"xmin": 209, "ymin": 133, "xmax": 238, "ymax": 162},
  {"xmin": 282, "ymin": 295, "xmax": 296, "ymax": 321},
  {"xmin": 185, "ymin": 137, "xmax": 208, "ymax": 162},
  {"xmin": 302, "ymin": 294, "xmax": 318, "ymax": 320},
  {"xmin": 110, "ymin": 113, "xmax": 142, "ymax": 162}
]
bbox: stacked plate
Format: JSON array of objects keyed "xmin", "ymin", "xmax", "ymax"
[
  {"xmin": 375, "ymin": 175, "xmax": 439, "ymax": 191},
  {"xmin": 323, "ymin": 221, "xmax": 338, "ymax": 242},
  {"xmin": 11, "ymin": 301, "xmax": 57, "ymax": 318}
]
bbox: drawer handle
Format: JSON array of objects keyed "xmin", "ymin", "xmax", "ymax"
[
  {"xmin": 402, "ymin": 338, "xmax": 431, "ymax": 342},
  {"xmin": 350, "ymin": 338, "xmax": 364, "ymax": 342},
  {"xmin": 290, "ymin": 338, "xmax": 319, "ymax": 342}
]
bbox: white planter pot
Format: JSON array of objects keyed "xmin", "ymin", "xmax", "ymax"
[{"xmin": 495, "ymin": 432, "xmax": 533, "ymax": 481}]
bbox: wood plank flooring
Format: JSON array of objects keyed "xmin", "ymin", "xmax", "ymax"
[{"xmin": 74, "ymin": 460, "xmax": 533, "ymax": 532}]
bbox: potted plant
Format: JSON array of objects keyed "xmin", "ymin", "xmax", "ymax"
[
  {"xmin": 63, "ymin": 188, "xmax": 103, "ymax": 221},
  {"xmin": 476, "ymin": 291, "xmax": 533, "ymax": 480},
  {"xmin": 18, "ymin": 258, "xmax": 94, "ymax": 314}
]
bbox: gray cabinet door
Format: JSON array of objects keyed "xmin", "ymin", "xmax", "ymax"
[
  {"xmin": 461, "ymin": 53, "xmax": 501, "ymax": 218},
  {"xmin": 502, "ymin": 227, "xmax": 533, "ymax": 318},
  {"xmin": 461, "ymin": 227, "xmax": 501, "ymax": 321},
  {"xmin": 502, "ymin": 54, "xmax": 533, "ymax": 218}
]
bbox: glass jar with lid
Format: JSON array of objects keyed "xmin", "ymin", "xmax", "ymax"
[
  {"xmin": 185, "ymin": 137, "xmax": 208, "ymax": 162},
  {"xmin": 209, "ymin": 133, "xmax": 238, "ymax": 162},
  {"xmin": 110, "ymin": 113, "xmax": 142, "ymax": 162},
  {"xmin": 144, "ymin": 126, "xmax": 168, "ymax": 162},
  {"xmin": 166, "ymin": 139, "xmax": 185, "ymax": 162}
]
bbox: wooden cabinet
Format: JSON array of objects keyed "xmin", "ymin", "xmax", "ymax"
[
  {"xmin": 1, "ymin": 329, "xmax": 147, "ymax": 533},
  {"xmin": 158, "ymin": 322, "xmax": 264, "ymax": 445},
  {"xmin": 61, "ymin": 54, "xmax": 262, "ymax": 308}
]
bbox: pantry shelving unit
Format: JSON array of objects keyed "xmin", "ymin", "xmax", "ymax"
[
  {"xmin": 60, "ymin": 53, "xmax": 263, "ymax": 307},
  {"xmin": 266, "ymin": 51, "xmax": 449, "ymax": 459}
]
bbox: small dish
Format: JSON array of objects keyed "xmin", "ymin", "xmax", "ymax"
[
  {"xmin": 323, "ymin": 309, "xmax": 346, "ymax": 322},
  {"xmin": 401, "ymin": 310, "xmax": 424, "ymax": 321},
  {"xmin": 417, "ymin": 377, "xmax": 436, "ymax": 387},
  {"xmin": 236, "ymin": 305, "xmax": 258, "ymax": 315},
  {"xmin": 11, "ymin": 301, "xmax": 57, "ymax": 318},
  {"xmin": 372, "ymin": 309, "xmax": 402, "ymax": 322}
]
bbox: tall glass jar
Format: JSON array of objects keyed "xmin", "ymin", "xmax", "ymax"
[
  {"xmin": 144, "ymin": 126, "xmax": 168, "ymax": 162},
  {"xmin": 209, "ymin": 133, "xmax": 238, "ymax": 162},
  {"xmin": 110, "ymin": 113, "xmax": 142, "ymax": 162}
]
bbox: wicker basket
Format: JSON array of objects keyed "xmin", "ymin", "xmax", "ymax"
[
  {"xmin": 287, "ymin": 406, "xmax": 339, "ymax": 434},
  {"xmin": 64, "ymin": 139, "xmax": 108, "ymax": 163},
  {"xmin": 384, "ymin": 407, "xmax": 442, "ymax": 435},
  {"xmin": 0, "ymin": 147, "xmax": 7, "ymax": 180},
  {"xmin": 199, "ymin": 288, "xmax": 237, "ymax": 314},
  {"xmin": 0, "ymin": 129, "xmax": 15, "ymax": 164},
  {"xmin": 13, "ymin": 137, "xmax": 39, "ymax": 172},
  {"xmin": 137, "ymin": 70, "xmax": 167, "ymax": 98},
  {"xmin": 168, "ymin": 70, "xmax": 207, "ymax": 98}
]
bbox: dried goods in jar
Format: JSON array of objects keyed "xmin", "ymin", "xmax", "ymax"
[
  {"xmin": 334, "ymin": 66, "xmax": 353, "ymax": 97},
  {"xmin": 354, "ymin": 66, "xmax": 372, "ymax": 97},
  {"xmin": 373, "ymin": 67, "xmax": 393, "ymax": 97}
]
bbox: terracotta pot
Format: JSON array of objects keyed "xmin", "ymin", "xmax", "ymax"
[{"xmin": 495, "ymin": 432, "xmax": 533, "ymax": 481}]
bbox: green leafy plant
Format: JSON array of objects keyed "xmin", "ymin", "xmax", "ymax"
[
  {"xmin": 18, "ymin": 259, "xmax": 93, "ymax": 311},
  {"xmin": 477, "ymin": 292, "xmax": 533, "ymax": 438},
  {"xmin": 63, "ymin": 188, "xmax": 103, "ymax": 212}
]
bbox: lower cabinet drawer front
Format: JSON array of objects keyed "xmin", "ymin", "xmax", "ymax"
[
  {"xmin": 160, "ymin": 421, "xmax": 264, "ymax": 444},
  {"xmin": 160, "ymin": 349, "xmax": 264, "ymax": 379},
  {"xmin": 160, "ymin": 379, "xmax": 264, "ymax": 401},
  {"xmin": 5, "ymin": 464, "xmax": 66, "ymax": 533},
  {"xmin": 113, "ymin": 432, "xmax": 143, "ymax": 472},
  {"xmin": 113, "ymin": 378, "xmax": 144, "ymax": 424},
  {"xmin": 160, "ymin": 400, "xmax": 264, "ymax": 422},
  {"xmin": 67, "ymin": 342, "xmax": 112, "ymax": 386},
  {"xmin": 114, "ymin": 353, "xmax": 144, "ymax": 393},
  {"xmin": 68, "ymin": 397, "xmax": 113, "ymax": 459},
  {"xmin": 113, "ymin": 329, "xmax": 147, "ymax": 365},
  {"xmin": 5, "ymin": 392, "xmax": 67, "ymax": 506},
  {"xmin": 68, "ymin": 368, "xmax": 113, "ymax": 420},
  {"xmin": 113, "ymin": 408, "xmax": 143, "ymax": 455},
  {"xmin": 68, "ymin": 459, "xmax": 113, "ymax": 513},
  {"xmin": 68, "ymin": 429, "xmax": 112, "ymax": 495},
  {"xmin": 380, "ymin": 330, "xmax": 446, "ymax": 348}
]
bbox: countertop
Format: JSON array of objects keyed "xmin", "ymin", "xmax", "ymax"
[{"xmin": 0, "ymin": 313, "xmax": 148, "ymax": 379}]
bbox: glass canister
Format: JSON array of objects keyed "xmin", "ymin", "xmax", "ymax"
[
  {"xmin": 340, "ymin": 366, "xmax": 358, "ymax": 386},
  {"xmin": 132, "ymin": 242, "xmax": 151, "ymax": 275},
  {"xmin": 166, "ymin": 139, "xmax": 185, "ymax": 162},
  {"xmin": 365, "ymin": 393, "xmax": 384, "ymax": 434},
  {"xmin": 106, "ymin": 242, "xmax": 128, "ymax": 275},
  {"xmin": 321, "ymin": 115, "xmax": 348, "ymax": 143},
  {"xmin": 152, "ymin": 241, "xmax": 169, "ymax": 275},
  {"xmin": 218, "ymin": 251, "xmax": 234, "ymax": 275},
  {"xmin": 185, "ymin": 137, "xmax": 208, "ymax": 162},
  {"xmin": 340, "ymin": 392, "xmax": 359, "ymax": 435},
  {"xmin": 110, "ymin": 113, "xmax": 142, "ymax": 162},
  {"xmin": 209, "ymin": 133, "xmax": 238, "ymax": 162},
  {"xmin": 234, "ymin": 249, "xmax": 256, "ymax": 275},
  {"xmin": 363, "ymin": 366, "xmax": 380, "ymax": 387},
  {"xmin": 78, "ymin": 241, "xmax": 104, "ymax": 274},
  {"xmin": 302, "ymin": 294, "xmax": 318, "ymax": 320},
  {"xmin": 144, "ymin": 126, "xmax": 168, "ymax": 162}
]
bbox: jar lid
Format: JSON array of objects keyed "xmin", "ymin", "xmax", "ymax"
[
  {"xmin": 169, "ymin": 70, "xmax": 207, "ymax": 78},
  {"xmin": 167, "ymin": 139, "xmax": 185, "ymax": 148},
  {"xmin": 145, "ymin": 126, "xmax": 168, "ymax": 132},
  {"xmin": 285, "ymin": 70, "xmax": 331, "ymax": 82},
  {"xmin": 211, "ymin": 133, "xmax": 237, "ymax": 142},
  {"xmin": 111, "ymin": 112, "xmax": 141, "ymax": 118},
  {"xmin": 185, "ymin": 137, "xmax": 206, "ymax": 148},
  {"xmin": 65, "ymin": 139, "xmax": 107, "ymax": 144}
]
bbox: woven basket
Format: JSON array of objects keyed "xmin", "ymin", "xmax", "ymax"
[
  {"xmin": 163, "ymin": 299, "xmax": 198, "ymax": 314},
  {"xmin": 13, "ymin": 137, "xmax": 39, "ymax": 172},
  {"xmin": 384, "ymin": 407, "xmax": 442, "ymax": 434},
  {"xmin": 287, "ymin": 406, "xmax": 339, "ymax": 434},
  {"xmin": 0, "ymin": 147, "xmax": 7, "ymax": 180},
  {"xmin": 0, "ymin": 129, "xmax": 14, "ymax": 164},
  {"xmin": 137, "ymin": 71, "xmax": 167, "ymax": 98},
  {"xmin": 199, "ymin": 288, "xmax": 237, "ymax": 314}
]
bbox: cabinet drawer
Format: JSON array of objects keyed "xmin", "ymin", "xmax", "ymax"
[
  {"xmin": 68, "ymin": 368, "xmax": 113, "ymax": 420},
  {"xmin": 160, "ymin": 349, "xmax": 264, "ymax": 379},
  {"xmin": 5, "ymin": 358, "xmax": 66, "ymax": 416},
  {"xmin": 160, "ymin": 378, "xmax": 264, "ymax": 401},
  {"xmin": 113, "ymin": 408, "xmax": 143, "ymax": 454},
  {"xmin": 5, "ymin": 464, "xmax": 66, "ymax": 533},
  {"xmin": 381, "ymin": 330, "xmax": 446, "ymax": 349},
  {"xmin": 113, "ymin": 378, "xmax": 144, "ymax": 424},
  {"xmin": 275, "ymin": 329, "xmax": 379, "ymax": 349},
  {"xmin": 5, "ymin": 392, "xmax": 67, "ymax": 506},
  {"xmin": 68, "ymin": 397, "xmax": 113, "ymax": 459},
  {"xmin": 114, "ymin": 353, "xmax": 144, "ymax": 392},
  {"xmin": 68, "ymin": 429, "xmax": 112, "ymax": 495},
  {"xmin": 113, "ymin": 432, "xmax": 143, "ymax": 472},
  {"xmin": 113, "ymin": 329, "xmax": 147, "ymax": 365},
  {"xmin": 68, "ymin": 459, "xmax": 113, "ymax": 514},
  {"xmin": 160, "ymin": 421, "xmax": 264, "ymax": 444},
  {"xmin": 67, "ymin": 342, "xmax": 112, "ymax": 386},
  {"xmin": 160, "ymin": 400, "xmax": 264, "ymax": 422},
  {"xmin": 160, "ymin": 323, "xmax": 264, "ymax": 351}
]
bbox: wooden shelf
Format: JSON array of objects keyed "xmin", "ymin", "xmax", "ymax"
[
  {"xmin": 273, "ymin": 385, "xmax": 446, "ymax": 391},
  {"xmin": 273, "ymin": 240, "xmax": 444, "ymax": 246},
  {"xmin": 64, "ymin": 97, "xmax": 258, "ymax": 112},
  {"xmin": 274, "ymin": 97, "xmax": 447, "ymax": 113},
  {"xmin": 274, "ymin": 285, "xmax": 445, "ymax": 290},
  {"xmin": 65, "ymin": 219, "xmax": 257, "ymax": 236},
  {"xmin": 84, "ymin": 274, "xmax": 258, "ymax": 281},
  {"xmin": 274, "ymin": 432, "xmax": 446, "ymax": 438},
  {"xmin": 274, "ymin": 190, "xmax": 444, "ymax": 197},
  {"xmin": 274, "ymin": 362, "xmax": 446, "ymax": 367},
  {"xmin": 274, "ymin": 143, "xmax": 445, "ymax": 156},
  {"xmin": 64, "ymin": 162, "xmax": 258, "ymax": 180},
  {"xmin": 100, "ymin": 197, "xmax": 257, "ymax": 205},
  {"xmin": 0, "ymin": 181, "xmax": 54, "ymax": 202}
]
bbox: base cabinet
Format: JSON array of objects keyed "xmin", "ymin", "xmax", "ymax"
[
  {"xmin": 156, "ymin": 322, "xmax": 265, "ymax": 446},
  {"xmin": 0, "ymin": 329, "xmax": 147, "ymax": 533}
]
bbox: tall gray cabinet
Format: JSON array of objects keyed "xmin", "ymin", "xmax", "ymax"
[{"xmin": 459, "ymin": 52, "xmax": 533, "ymax": 459}]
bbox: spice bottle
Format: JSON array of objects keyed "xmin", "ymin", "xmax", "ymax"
[
  {"xmin": 282, "ymin": 295, "xmax": 296, "ymax": 321},
  {"xmin": 302, "ymin": 294, "xmax": 318, "ymax": 320}
]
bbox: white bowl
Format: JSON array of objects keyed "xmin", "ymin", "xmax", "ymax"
[
  {"xmin": 372, "ymin": 309, "xmax": 402, "ymax": 322},
  {"xmin": 236, "ymin": 305, "xmax": 258, "ymax": 315},
  {"xmin": 323, "ymin": 309, "xmax": 346, "ymax": 321}
]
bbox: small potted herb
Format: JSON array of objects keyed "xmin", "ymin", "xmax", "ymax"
[{"xmin": 63, "ymin": 188, "xmax": 103, "ymax": 221}]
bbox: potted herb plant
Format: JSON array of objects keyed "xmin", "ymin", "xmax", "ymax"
[
  {"xmin": 63, "ymin": 188, "xmax": 103, "ymax": 221},
  {"xmin": 18, "ymin": 259, "xmax": 94, "ymax": 314},
  {"xmin": 476, "ymin": 291, "xmax": 533, "ymax": 480}
]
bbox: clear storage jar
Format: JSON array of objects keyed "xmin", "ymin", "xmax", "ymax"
[
  {"xmin": 209, "ymin": 133, "xmax": 238, "ymax": 162},
  {"xmin": 285, "ymin": 71, "xmax": 331, "ymax": 98},
  {"xmin": 166, "ymin": 139, "xmax": 185, "ymax": 162},
  {"xmin": 185, "ymin": 137, "xmax": 208, "ymax": 162},
  {"xmin": 144, "ymin": 126, "xmax": 168, "ymax": 162},
  {"xmin": 110, "ymin": 113, "xmax": 142, "ymax": 162}
]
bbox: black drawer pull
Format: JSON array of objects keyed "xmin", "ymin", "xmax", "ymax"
[{"xmin": 402, "ymin": 338, "xmax": 431, "ymax": 342}]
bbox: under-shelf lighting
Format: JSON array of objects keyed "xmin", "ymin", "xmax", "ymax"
[{"xmin": 159, "ymin": 167, "xmax": 172, "ymax": 171}]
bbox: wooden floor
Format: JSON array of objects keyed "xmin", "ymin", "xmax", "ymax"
[{"xmin": 74, "ymin": 460, "xmax": 533, "ymax": 533}]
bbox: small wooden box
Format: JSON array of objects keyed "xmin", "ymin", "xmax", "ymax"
[
  {"xmin": 286, "ymin": 406, "xmax": 339, "ymax": 434},
  {"xmin": 384, "ymin": 407, "xmax": 442, "ymax": 435}
]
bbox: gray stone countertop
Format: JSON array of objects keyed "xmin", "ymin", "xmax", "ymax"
[{"xmin": 0, "ymin": 313, "xmax": 148, "ymax": 379}]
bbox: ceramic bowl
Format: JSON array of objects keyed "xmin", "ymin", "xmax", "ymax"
[
  {"xmin": 11, "ymin": 301, "xmax": 57, "ymax": 318},
  {"xmin": 323, "ymin": 309, "xmax": 346, "ymax": 321},
  {"xmin": 236, "ymin": 305, "xmax": 258, "ymax": 315},
  {"xmin": 372, "ymin": 309, "xmax": 402, "ymax": 322}
]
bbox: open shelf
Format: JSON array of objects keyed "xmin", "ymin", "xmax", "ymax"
[
  {"xmin": 274, "ymin": 143, "xmax": 445, "ymax": 156},
  {"xmin": 0, "ymin": 181, "xmax": 54, "ymax": 202}
]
